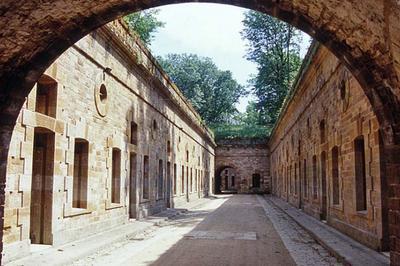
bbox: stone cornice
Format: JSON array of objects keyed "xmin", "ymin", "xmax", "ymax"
[{"xmin": 98, "ymin": 19, "xmax": 216, "ymax": 148}]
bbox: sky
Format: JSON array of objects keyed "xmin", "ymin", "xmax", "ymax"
[{"xmin": 149, "ymin": 3, "xmax": 312, "ymax": 112}]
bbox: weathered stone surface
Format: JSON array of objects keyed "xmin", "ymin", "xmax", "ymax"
[
  {"xmin": 0, "ymin": 0, "xmax": 399, "ymax": 264},
  {"xmin": 269, "ymin": 44, "xmax": 388, "ymax": 251},
  {"xmin": 2, "ymin": 20, "xmax": 215, "ymax": 263},
  {"xmin": 215, "ymin": 139, "xmax": 270, "ymax": 194}
]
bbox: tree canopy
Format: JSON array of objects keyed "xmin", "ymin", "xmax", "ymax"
[
  {"xmin": 157, "ymin": 54, "xmax": 246, "ymax": 125},
  {"xmin": 241, "ymin": 10, "xmax": 303, "ymax": 129},
  {"xmin": 124, "ymin": 9, "xmax": 165, "ymax": 46}
]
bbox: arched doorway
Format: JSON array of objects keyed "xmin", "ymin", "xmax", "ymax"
[
  {"xmin": 0, "ymin": 1, "xmax": 399, "ymax": 263},
  {"xmin": 215, "ymin": 166, "xmax": 238, "ymax": 194}
]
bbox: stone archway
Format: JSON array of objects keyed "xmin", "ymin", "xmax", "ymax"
[
  {"xmin": 214, "ymin": 165, "xmax": 239, "ymax": 194},
  {"xmin": 0, "ymin": 0, "xmax": 399, "ymax": 263}
]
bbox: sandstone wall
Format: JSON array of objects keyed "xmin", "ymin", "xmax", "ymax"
[
  {"xmin": 269, "ymin": 43, "xmax": 388, "ymax": 251},
  {"xmin": 2, "ymin": 20, "xmax": 215, "ymax": 262},
  {"xmin": 215, "ymin": 139, "xmax": 270, "ymax": 194}
]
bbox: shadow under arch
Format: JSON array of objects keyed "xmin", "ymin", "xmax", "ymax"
[
  {"xmin": 214, "ymin": 165, "xmax": 238, "ymax": 195},
  {"xmin": 0, "ymin": 0, "xmax": 399, "ymax": 263}
]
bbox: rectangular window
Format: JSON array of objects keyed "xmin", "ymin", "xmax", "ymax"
[
  {"xmin": 200, "ymin": 170, "xmax": 203, "ymax": 190},
  {"xmin": 320, "ymin": 120, "xmax": 326, "ymax": 144},
  {"xmin": 167, "ymin": 141, "xmax": 171, "ymax": 155},
  {"xmin": 36, "ymin": 75, "xmax": 57, "ymax": 118},
  {"xmin": 190, "ymin": 168, "xmax": 193, "ymax": 192},
  {"xmin": 130, "ymin": 122, "xmax": 138, "ymax": 145},
  {"xmin": 173, "ymin": 163, "xmax": 177, "ymax": 195},
  {"xmin": 194, "ymin": 169, "xmax": 197, "ymax": 192},
  {"xmin": 181, "ymin": 165, "xmax": 185, "ymax": 194},
  {"xmin": 332, "ymin": 146, "xmax": 340, "ymax": 205},
  {"xmin": 303, "ymin": 159, "xmax": 307, "ymax": 198},
  {"xmin": 313, "ymin": 155, "xmax": 318, "ymax": 199},
  {"xmin": 111, "ymin": 148, "xmax": 121, "ymax": 204},
  {"xmin": 354, "ymin": 136, "xmax": 367, "ymax": 211},
  {"xmin": 289, "ymin": 165, "xmax": 293, "ymax": 194},
  {"xmin": 158, "ymin": 159, "xmax": 163, "ymax": 198},
  {"xmin": 143, "ymin": 155, "xmax": 149, "ymax": 199},
  {"xmin": 294, "ymin": 163, "xmax": 298, "ymax": 195},
  {"xmin": 73, "ymin": 139, "xmax": 89, "ymax": 208}
]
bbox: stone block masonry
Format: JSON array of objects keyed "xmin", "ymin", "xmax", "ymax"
[
  {"xmin": 269, "ymin": 43, "xmax": 389, "ymax": 252},
  {"xmin": 215, "ymin": 138, "xmax": 270, "ymax": 194},
  {"xmin": 2, "ymin": 20, "xmax": 215, "ymax": 263}
]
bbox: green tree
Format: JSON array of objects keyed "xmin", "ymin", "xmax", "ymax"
[
  {"xmin": 124, "ymin": 9, "xmax": 165, "ymax": 45},
  {"xmin": 241, "ymin": 11, "xmax": 302, "ymax": 128},
  {"xmin": 241, "ymin": 101, "xmax": 262, "ymax": 126},
  {"xmin": 157, "ymin": 54, "xmax": 246, "ymax": 125}
]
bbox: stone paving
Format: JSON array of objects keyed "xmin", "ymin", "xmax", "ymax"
[
  {"xmin": 266, "ymin": 195, "xmax": 390, "ymax": 266},
  {"xmin": 7, "ymin": 195, "xmax": 362, "ymax": 266},
  {"xmin": 70, "ymin": 195, "xmax": 339, "ymax": 266}
]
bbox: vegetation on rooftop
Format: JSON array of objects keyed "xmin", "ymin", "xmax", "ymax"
[{"xmin": 124, "ymin": 9, "xmax": 305, "ymax": 141}]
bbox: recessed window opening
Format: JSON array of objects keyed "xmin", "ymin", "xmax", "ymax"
[
  {"xmin": 312, "ymin": 155, "xmax": 318, "ymax": 199},
  {"xmin": 167, "ymin": 140, "xmax": 171, "ymax": 155},
  {"xmin": 73, "ymin": 139, "xmax": 89, "ymax": 209},
  {"xmin": 36, "ymin": 75, "xmax": 58, "ymax": 118},
  {"xmin": 181, "ymin": 165, "xmax": 185, "ymax": 194},
  {"xmin": 303, "ymin": 159, "xmax": 307, "ymax": 198},
  {"xmin": 340, "ymin": 81, "xmax": 346, "ymax": 100},
  {"xmin": 354, "ymin": 136, "xmax": 367, "ymax": 211},
  {"xmin": 158, "ymin": 159, "xmax": 163, "ymax": 198},
  {"xmin": 143, "ymin": 155, "xmax": 149, "ymax": 199},
  {"xmin": 173, "ymin": 163, "xmax": 177, "ymax": 195},
  {"xmin": 111, "ymin": 148, "xmax": 121, "ymax": 204},
  {"xmin": 130, "ymin": 122, "xmax": 138, "ymax": 145},
  {"xmin": 332, "ymin": 146, "xmax": 340, "ymax": 205},
  {"xmin": 99, "ymin": 84, "xmax": 107, "ymax": 103},
  {"xmin": 320, "ymin": 120, "xmax": 326, "ymax": 144}
]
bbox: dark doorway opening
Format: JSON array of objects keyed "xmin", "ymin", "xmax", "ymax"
[
  {"xmin": 30, "ymin": 128, "xmax": 55, "ymax": 245},
  {"xmin": 129, "ymin": 152, "xmax": 137, "ymax": 219},
  {"xmin": 166, "ymin": 161, "xmax": 172, "ymax": 208},
  {"xmin": 215, "ymin": 167, "xmax": 237, "ymax": 194},
  {"xmin": 252, "ymin": 173, "xmax": 261, "ymax": 189},
  {"xmin": 320, "ymin": 151, "xmax": 327, "ymax": 221}
]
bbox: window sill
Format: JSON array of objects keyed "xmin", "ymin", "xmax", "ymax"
[
  {"xmin": 105, "ymin": 203, "xmax": 124, "ymax": 210},
  {"xmin": 64, "ymin": 207, "xmax": 92, "ymax": 217},
  {"xmin": 331, "ymin": 204, "xmax": 342, "ymax": 209},
  {"xmin": 356, "ymin": 210, "xmax": 368, "ymax": 217},
  {"xmin": 140, "ymin": 199, "xmax": 150, "ymax": 204}
]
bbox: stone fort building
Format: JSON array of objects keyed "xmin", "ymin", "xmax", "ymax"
[
  {"xmin": 2, "ymin": 19, "xmax": 390, "ymax": 261},
  {"xmin": 3, "ymin": 21, "xmax": 215, "ymax": 262}
]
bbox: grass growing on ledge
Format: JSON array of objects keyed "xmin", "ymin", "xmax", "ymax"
[{"xmin": 211, "ymin": 124, "xmax": 270, "ymax": 141}]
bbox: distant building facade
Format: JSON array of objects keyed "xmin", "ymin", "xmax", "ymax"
[{"xmin": 215, "ymin": 139, "xmax": 270, "ymax": 194}]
